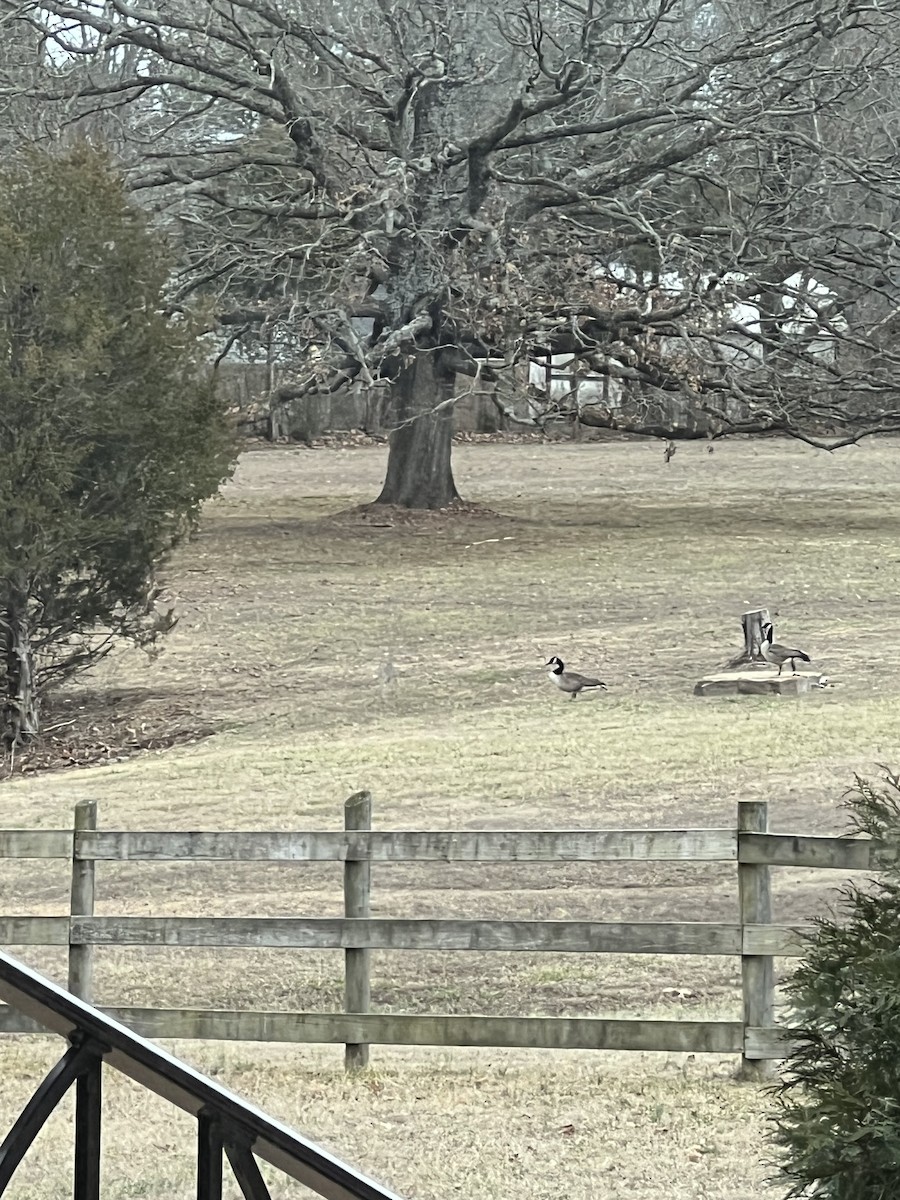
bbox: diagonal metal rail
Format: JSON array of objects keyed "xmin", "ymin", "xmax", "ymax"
[{"xmin": 0, "ymin": 948, "xmax": 405, "ymax": 1200}]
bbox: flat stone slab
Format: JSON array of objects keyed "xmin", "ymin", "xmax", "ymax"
[{"xmin": 694, "ymin": 671, "xmax": 832, "ymax": 698}]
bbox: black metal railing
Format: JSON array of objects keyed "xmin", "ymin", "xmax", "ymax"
[{"xmin": 0, "ymin": 948, "xmax": 405, "ymax": 1200}]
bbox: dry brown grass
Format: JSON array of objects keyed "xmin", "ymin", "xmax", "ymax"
[
  {"xmin": 0, "ymin": 1039, "xmax": 771, "ymax": 1200},
  {"xmin": 4, "ymin": 435, "xmax": 900, "ymax": 1197}
]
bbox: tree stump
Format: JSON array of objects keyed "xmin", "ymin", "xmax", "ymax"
[
  {"xmin": 727, "ymin": 608, "xmax": 771, "ymax": 669},
  {"xmin": 694, "ymin": 608, "xmax": 830, "ymax": 697}
]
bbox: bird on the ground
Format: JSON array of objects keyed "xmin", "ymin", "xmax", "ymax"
[
  {"xmin": 545, "ymin": 656, "xmax": 608, "ymax": 699},
  {"xmin": 761, "ymin": 623, "xmax": 811, "ymax": 675}
]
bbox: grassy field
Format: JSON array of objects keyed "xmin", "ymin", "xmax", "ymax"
[{"xmin": 3, "ymin": 434, "xmax": 900, "ymax": 1198}]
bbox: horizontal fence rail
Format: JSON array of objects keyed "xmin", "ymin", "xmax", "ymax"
[
  {"xmin": 737, "ymin": 832, "xmax": 889, "ymax": 870},
  {"xmin": 0, "ymin": 1005, "xmax": 747, "ymax": 1055},
  {"xmin": 0, "ymin": 795, "xmax": 877, "ymax": 1071},
  {"xmin": 0, "ymin": 830, "xmax": 72, "ymax": 859},
  {"xmin": 7, "ymin": 828, "xmax": 740, "ymax": 863},
  {"xmin": 1, "ymin": 828, "xmax": 880, "ymax": 870},
  {"xmin": 0, "ymin": 916, "xmax": 807, "ymax": 956},
  {"xmin": 69, "ymin": 917, "xmax": 744, "ymax": 953}
]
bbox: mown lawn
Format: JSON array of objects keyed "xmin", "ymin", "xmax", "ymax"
[{"xmin": 4, "ymin": 435, "xmax": 898, "ymax": 1198}]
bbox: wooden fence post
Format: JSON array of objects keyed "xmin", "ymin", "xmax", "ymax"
[
  {"xmin": 343, "ymin": 791, "xmax": 372, "ymax": 1071},
  {"xmin": 68, "ymin": 799, "xmax": 97, "ymax": 1001},
  {"xmin": 738, "ymin": 800, "xmax": 774, "ymax": 1079}
]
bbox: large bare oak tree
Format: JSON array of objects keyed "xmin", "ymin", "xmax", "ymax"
[{"xmin": 5, "ymin": 0, "xmax": 900, "ymax": 506}]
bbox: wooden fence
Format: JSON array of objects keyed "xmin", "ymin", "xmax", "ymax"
[{"xmin": 0, "ymin": 794, "xmax": 882, "ymax": 1074}]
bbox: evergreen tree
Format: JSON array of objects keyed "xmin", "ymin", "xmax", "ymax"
[
  {"xmin": 772, "ymin": 771, "xmax": 900, "ymax": 1198},
  {"xmin": 0, "ymin": 146, "xmax": 235, "ymax": 747}
]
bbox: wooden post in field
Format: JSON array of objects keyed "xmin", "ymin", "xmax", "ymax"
[
  {"xmin": 738, "ymin": 800, "xmax": 774, "ymax": 1080},
  {"xmin": 68, "ymin": 799, "xmax": 97, "ymax": 1001},
  {"xmin": 343, "ymin": 790, "xmax": 372, "ymax": 1071}
]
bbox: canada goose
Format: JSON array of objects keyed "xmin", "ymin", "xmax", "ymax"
[
  {"xmin": 545, "ymin": 656, "xmax": 608, "ymax": 699},
  {"xmin": 761, "ymin": 623, "xmax": 811, "ymax": 675}
]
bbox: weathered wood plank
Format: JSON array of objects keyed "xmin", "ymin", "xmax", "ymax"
[
  {"xmin": 0, "ymin": 917, "xmax": 69, "ymax": 945},
  {"xmin": 738, "ymin": 800, "xmax": 774, "ymax": 1079},
  {"xmin": 0, "ymin": 831, "xmax": 72, "ymax": 859},
  {"xmin": 0, "ymin": 1005, "xmax": 744, "ymax": 1053},
  {"xmin": 69, "ymin": 917, "xmax": 742, "ymax": 954},
  {"xmin": 343, "ymin": 791, "xmax": 372, "ymax": 1071},
  {"xmin": 739, "ymin": 833, "xmax": 879, "ymax": 871},
  {"xmin": 68, "ymin": 799, "xmax": 97, "ymax": 1002},
  {"xmin": 743, "ymin": 923, "xmax": 808, "ymax": 956},
  {"xmin": 75, "ymin": 828, "xmax": 737, "ymax": 863},
  {"xmin": 744, "ymin": 1025, "xmax": 797, "ymax": 1060}
]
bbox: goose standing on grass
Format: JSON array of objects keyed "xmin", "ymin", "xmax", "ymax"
[
  {"xmin": 761, "ymin": 623, "xmax": 811, "ymax": 676},
  {"xmin": 545, "ymin": 657, "xmax": 608, "ymax": 700}
]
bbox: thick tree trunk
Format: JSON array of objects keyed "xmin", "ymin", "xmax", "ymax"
[
  {"xmin": 376, "ymin": 351, "xmax": 460, "ymax": 509},
  {"xmin": 373, "ymin": 50, "xmax": 465, "ymax": 511},
  {"xmin": 1, "ymin": 586, "xmax": 39, "ymax": 748}
]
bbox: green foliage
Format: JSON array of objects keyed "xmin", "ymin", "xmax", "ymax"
[
  {"xmin": 0, "ymin": 145, "xmax": 235, "ymax": 737},
  {"xmin": 772, "ymin": 771, "xmax": 900, "ymax": 1198}
]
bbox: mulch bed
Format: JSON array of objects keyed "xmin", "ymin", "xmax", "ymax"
[{"xmin": 2, "ymin": 690, "xmax": 213, "ymax": 778}]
